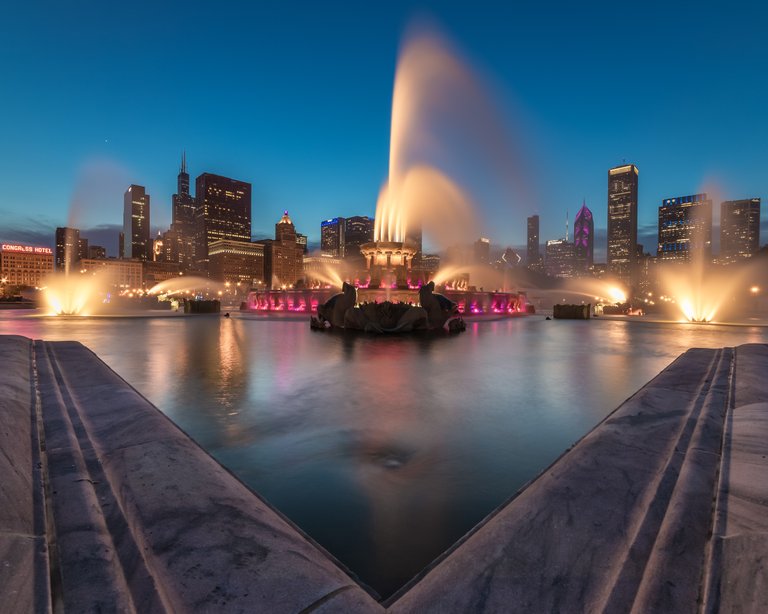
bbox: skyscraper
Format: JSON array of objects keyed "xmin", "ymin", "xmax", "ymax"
[
  {"xmin": 657, "ymin": 194, "xmax": 713, "ymax": 262},
  {"xmin": 343, "ymin": 216, "xmax": 374, "ymax": 260},
  {"xmin": 123, "ymin": 185, "xmax": 151, "ymax": 260},
  {"xmin": 545, "ymin": 239, "xmax": 575, "ymax": 278},
  {"xmin": 194, "ymin": 173, "xmax": 251, "ymax": 268},
  {"xmin": 321, "ymin": 217, "xmax": 345, "ymax": 257},
  {"xmin": 474, "ymin": 237, "xmax": 491, "ymax": 264},
  {"xmin": 526, "ymin": 215, "xmax": 540, "ymax": 267},
  {"xmin": 171, "ymin": 153, "xmax": 197, "ymax": 268},
  {"xmin": 720, "ymin": 198, "xmax": 761, "ymax": 264},
  {"xmin": 607, "ymin": 164, "xmax": 639, "ymax": 288},
  {"xmin": 573, "ymin": 201, "xmax": 594, "ymax": 273},
  {"xmin": 55, "ymin": 226, "xmax": 80, "ymax": 273}
]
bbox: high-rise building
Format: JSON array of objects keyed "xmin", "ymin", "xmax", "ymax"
[
  {"xmin": 77, "ymin": 237, "xmax": 89, "ymax": 262},
  {"xmin": 607, "ymin": 164, "xmax": 639, "ymax": 287},
  {"xmin": 123, "ymin": 185, "xmax": 151, "ymax": 261},
  {"xmin": 526, "ymin": 215, "xmax": 540, "ymax": 267},
  {"xmin": 296, "ymin": 233, "xmax": 308, "ymax": 254},
  {"xmin": 344, "ymin": 216, "xmax": 374, "ymax": 261},
  {"xmin": 55, "ymin": 227, "xmax": 80, "ymax": 273},
  {"xmin": 263, "ymin": 211, "xmax": 304, "ymax": 288},
  {"xmin": 720, "ymin": 198, "xmax": 761, "ymax": 264},
  {"xmin": 474, "ymin": 237, "xmax": 491, "ymax": 264},
  {"xmin": 171, "ymin": 153, "xmax": 197, "ymax": 268},
  {"xmin": 573, "ymin": 201, "xmax": 594, "ymax": 273},
  {"xmin": 194, "ymin": 173, "xmax": 251, "ymax": 269},
  {"xmin": 657, "ymin": 194, "xmax": 712, "ymax": 262},
  {"xmin": 545, "ymin": 239, "xmax": 575, "ymax": 278},
  {"xmin": 321, "ymin": 217, "xmax": 345, "ymax": 257}
]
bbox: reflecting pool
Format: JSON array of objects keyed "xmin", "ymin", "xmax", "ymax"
[{"xmin": 1, "ymin": 311, "xmax": 766, "ymax": 597}]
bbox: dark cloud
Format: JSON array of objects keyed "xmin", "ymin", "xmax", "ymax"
[{"xmin": 0, "ymin": 216, "xmax": 122, "ymax": 257}]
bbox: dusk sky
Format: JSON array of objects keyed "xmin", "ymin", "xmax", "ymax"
[{"xmin": 1, "ymin": 0, "xmax": 766, "ymax": 258}]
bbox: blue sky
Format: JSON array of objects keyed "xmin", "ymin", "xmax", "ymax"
[{"xmin": 1, "ymin": 1, "xmax": 766, "ymax": 257}]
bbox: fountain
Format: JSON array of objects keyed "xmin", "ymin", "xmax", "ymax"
[
  {"xmin": 656, "ymin": 257, "xmax": 756, "ymax": 323},
  {"xmin": 42, "ymin": 271, "xmax": 109, "ymax": 316},
  {"xmin": 245, "ymin": 26, "xmax": 530, "ymax": 322}
]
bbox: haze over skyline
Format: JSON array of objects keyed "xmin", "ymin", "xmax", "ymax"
[{"xmin": 1, "ymin": 1, "xmax": 766, "ymax": 258}]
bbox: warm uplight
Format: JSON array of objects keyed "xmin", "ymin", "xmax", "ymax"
[
  {"xmin": 43, "ymin": 272, "xmax": 107, "ymax": 315},
  {"xmin": 607, "ymin": 287, "xmax": 627, "ymax": 303},
  {"xmin": 751, "ymin": 286, "xmax": 760, "ymax": 295}
]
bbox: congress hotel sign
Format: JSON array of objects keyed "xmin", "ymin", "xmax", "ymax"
[{"xmin": 1, "ymin": 244, "xmax": 54, "ymax": 255}]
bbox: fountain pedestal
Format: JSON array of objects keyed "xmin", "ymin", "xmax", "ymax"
[{"xmin": 359, "ymin": 241, "xmax": 418, "ymax": 288}]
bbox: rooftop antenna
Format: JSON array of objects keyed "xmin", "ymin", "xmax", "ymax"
[{"xmin": 565, "ymin": 210, "xmax": 569, "ymax": 242}]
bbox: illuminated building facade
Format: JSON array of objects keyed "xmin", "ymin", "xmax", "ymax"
[
  {"xmin": 607, "ymin": 164, "xmax": 639, "ymax": 287},
  {"xmin": 657, "ymin": 194, "xmax": 712, "ymax": 262},
  {"xmin": 263, "ymin": 211, "xmax": 304, "ymax": 288},
  {"xmin": 55, "ymin": 226, "xmax": 80, "ymax": 273},
  {"xmin": 142, "ymin": 261, "xmax": 181, "ymax": 288},
  {"xmin": 78, "ymin": 258, "xmax": 143, "ymax": 290},
  {"xmin": 720, "ymin": 198, "xmax": 760, "ymax": 264},
  {"xmin": 171, "ymin": 153, "xmax": 197, "ymax": 268},
  {"xmin": 527, "ymin": 215, "xmax": 540, "ymax": 268},
  {"xmin": 208, "ymin": 239, "xmax": 265, "ymax": 286},
  {"xmin": 194, "ymin": 173, "xmax": 252, "ymax": 268},
  {"xmin": 321, "ymin": 217, "xmax": 345, "ymax": 257},
  {"xmin": 573, "ymin": 201, "xmax": 594, "ymax": 272},
  {"xmin": 123, "ymin": 185, "xmax": 151, "ymax": 261},
  {"xmin": 545, "ymin": 238, "xmax": 575, "ymax": 278},
  {"xmin": 1, "ymin": 243, "xmax": 54, "ymax": 288}
]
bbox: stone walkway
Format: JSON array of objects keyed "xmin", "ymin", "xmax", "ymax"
[{"xmin": 1, "ymin": 335, "xmax": 766, "ymax": 613}]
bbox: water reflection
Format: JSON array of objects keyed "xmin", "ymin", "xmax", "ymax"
[{"xmin": 0, "ymin": 311, "xmax": 766, "ymax": 597}]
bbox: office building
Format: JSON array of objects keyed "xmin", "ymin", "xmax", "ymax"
[
  {"xmin": 1, "ymin": 243, "xmax": 54, "ymax": 288},
  {"xmin": 526, "ymin": 215, "xmax": 540, "ymax": 267},
  {"xmin": 208, "ymin": 239, "xmax": 265, "ymax": 286},
  {"xmin": 321, "ymin": 217, "xmax": 345, "ymax": 257},
  {"xmin": 263, "ymin": 211, "xmax": 304, "ymax": 288},
  {"xmin": 720, "ymin": 198, "xmax": 761, "ymax": 264},
  {"xmin": 123, "ymin": 185, "xmax": 151, "ymax": 261},
  {"xmin": 573, "ymin": 201, "xmax": 594, "ymax": 273},
  {"xmin": 195, "ymin": 173, "xmax": 251, "ymax": 268},
  {"xmin": 79, "ymin": 258, "xmax": 143, "ymax": 290},
  {"xmin": 657, "ymin": 194, "xmax": 712, "ymax": 262},
  {"xmin": 474, "ymin": 237, "xmax": 491, "ymax": 264},
  {"xmin": 344, "ymin": 216, "xmax": 374, "ymax": 261},
  {"xmin": 171, "ymin": 153, "xmax": 197, "ymax": 268},
  {"xmin": 546, "ymin": 239, "xmax": 575, "ymax": 278},
  {"xmin": 55, "ymin": 227, "xmax": 80, "ymax": 273},
  {"xmin": 607, "ymin": 164, "xmax": 639, "ymax": 287}
]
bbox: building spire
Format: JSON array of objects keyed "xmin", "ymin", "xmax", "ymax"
[
  {"xmin": 565, "ymin": 210, "xmax": 569, "ymax": 242},
  {"xmin": 181, "ymin": 151, "xmax": 186, "ymax": 174}
]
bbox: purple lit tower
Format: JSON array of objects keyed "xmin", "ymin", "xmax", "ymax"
[{"xmin": 574, "ymin": 200, "xmax": 594, "ymax": 273}]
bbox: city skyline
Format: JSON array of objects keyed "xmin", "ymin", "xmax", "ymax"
[{"xmin": 1, "ymin": 2, "xmax": 767, "ymax": 257}]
